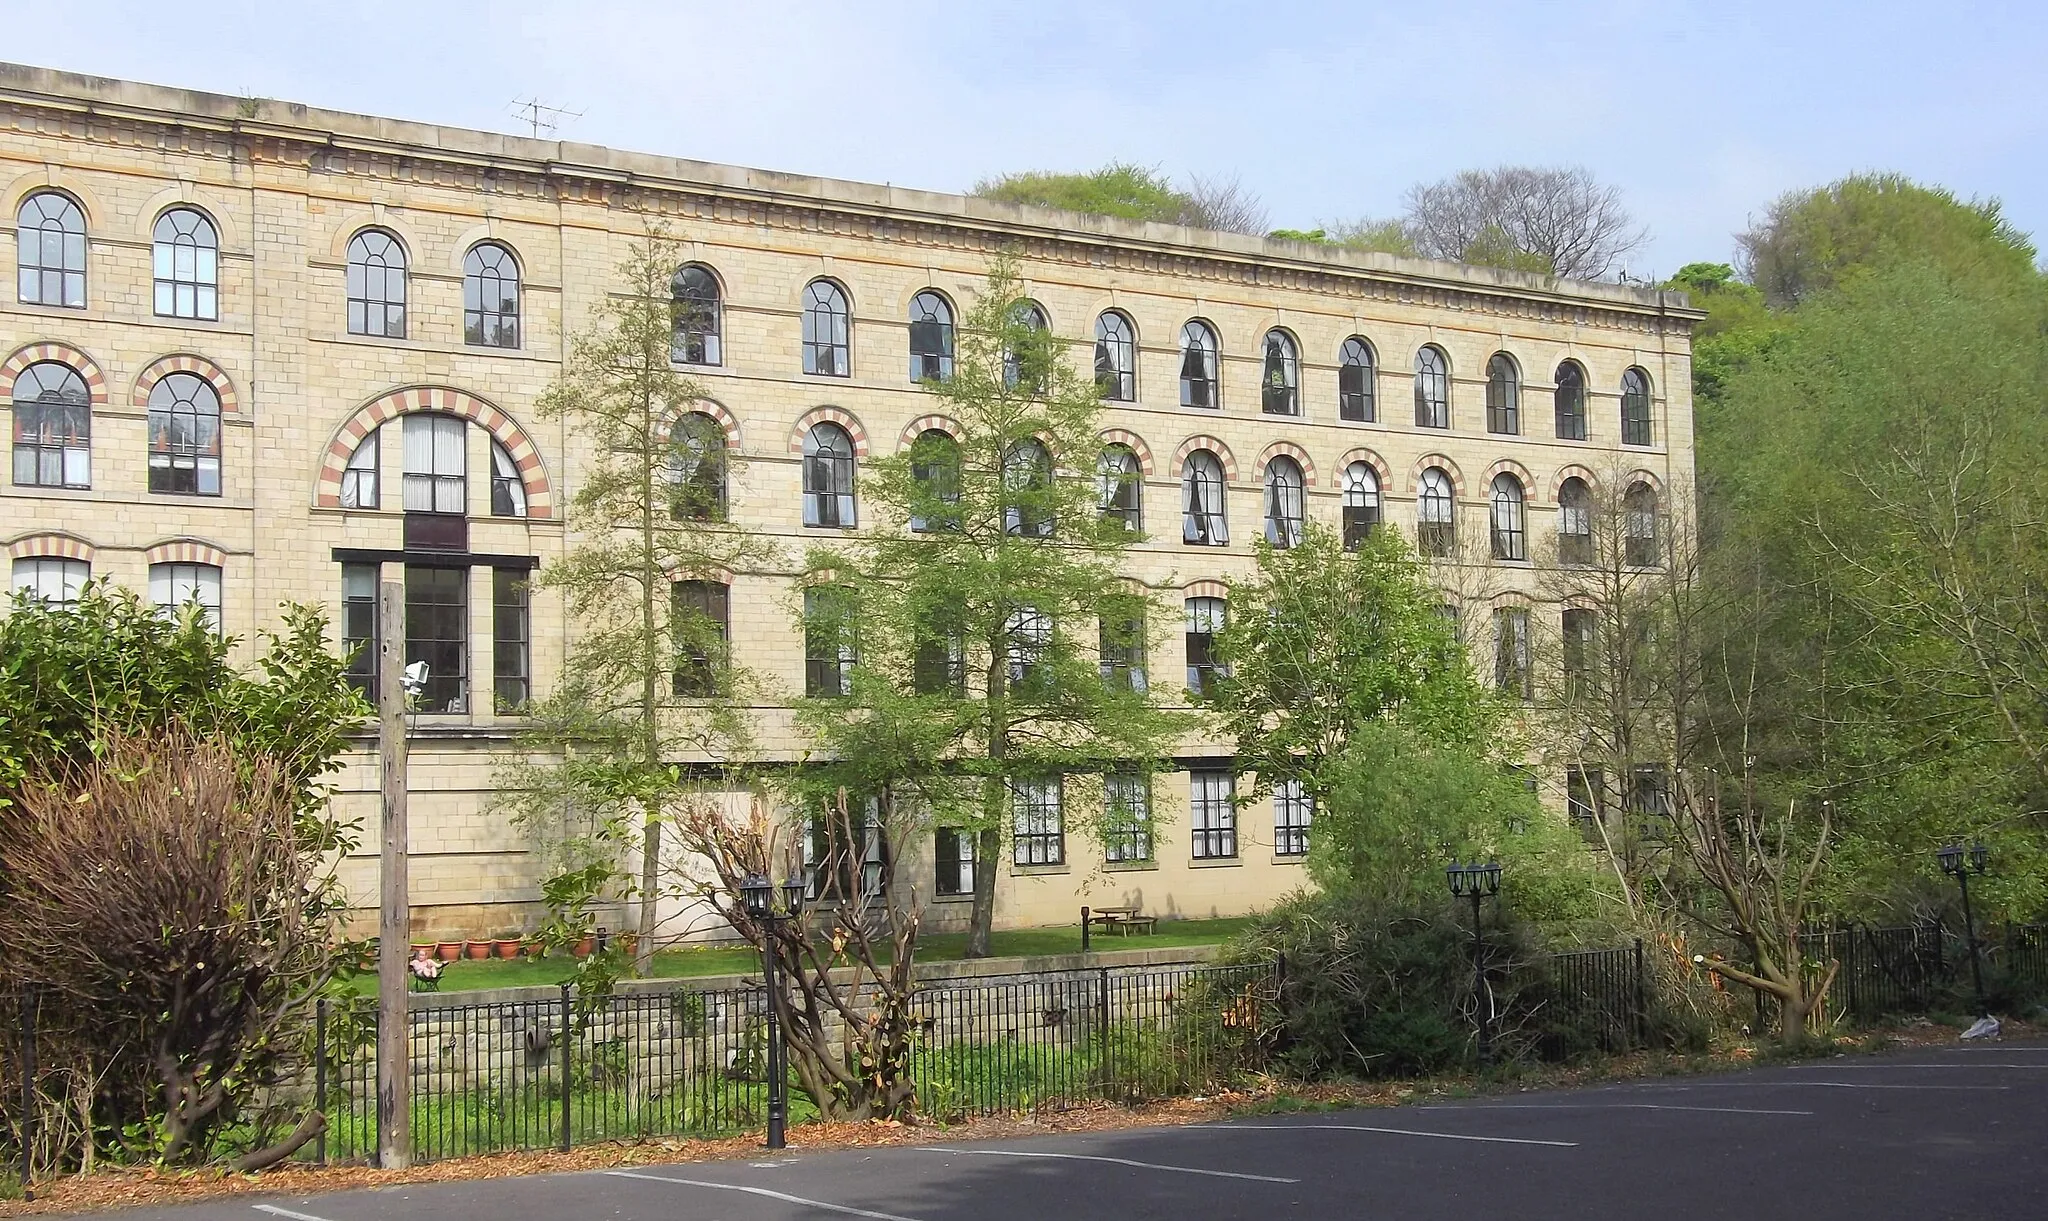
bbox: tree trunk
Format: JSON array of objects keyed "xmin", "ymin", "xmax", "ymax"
[{"xmin": 967, "ymin": 826, "xmax": 1000, "ymax": 958}]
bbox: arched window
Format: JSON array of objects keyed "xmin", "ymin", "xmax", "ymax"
[
  {"xmin": 1339, "ymin": 337, "xmax": 1375, "ymax": 422},
  {"xmin": 1414, "ymin": 345, "xmax": 1449, "ymax": 428},
  {"xmin": 11, "ymin": 361, "xmax": 90, "ymax": 488},
  {"xmin": 17, "ymin": 191, "xmax": 85, "ymax": 308},
  {"xmin": 1004, "ymin": 300, "xmax": 1049, "ymax": 391},
  {"xmin": 1490, "ymin": 473, "xmax": 1527, "ymax": 561},
  {"xmin": 908, "ymin": 290, "xmax": 954, "ymax": 382},
  {"xmin": 802, "ymin": 421, "xmax": 856, "ymax": 527},
  {"xmin": 1341, "ymin": 461, "xmax": 1380, "ymax": 550},
  {"xmin": 1485, "ymin": 353, "xmax": 1520, "ymax": 435},
  {"xmin": 1625, "ymin": 482, "xmax": 1661, "ymax": 567},
  {"xmin": 1554, "ymin": 361, "xmax": 1588, "ymax": 440},
  {"xmin": 908, "ymin": 428, "xmax": 960, "ymax": 533},
  {"xmin": 146, "ymin": 372, "xmax": 222, "ymax": 496},
  {"xmin": 462, "ymin": 242, "xmax": 520, "ymax": 348},
  {"xmin": 1097, "ymin": 444, "xmax": 1142, "ymax": 531},
  {"xmin": 402, "ymin": 413, "xmax": 466, "ymax": 514},
  {"xmin": 1003, "ymin": 438, "xmax": 1054, "ymax": 538},
  {"xmin": 340, "ymin": 430, "xmax": 379, "ymax": 509},
  {"xmin": 1260, "ymin": 330, "xmax": 1299, "ymax": 416},
  {"xmin": 490, "ymin": 439, "xmax": 528, "ymax": 517},
  {"xmin": 152, "ymin": 207, "xmax": 218, "ymax": 320},
  {"xmin": 671, "ymin": 264, "xmax": 722, "ymax": 365},
  {"xmin": 1179, "ymin": 320, "xmax": 1219, "ymax": 409},
  {"xmin": 1557, "ymin": 476, "xmax": 1593, "ymax": 565},
  {"xmin": 801, "ymin": 280, "xmax": 850, "ymax": 376},
  {"xmin": 346, "ymin": 229, "xmax": 407, "ymax": 338},
  {"xmin": 1264, "ymin": 455, "xmax": 1305, "ymax": 547},
  {"xmin": 1094, "ymin": 311, "xmax": 1136, "ymax": 402},
  {"xmin": 1417, "ymin": 466, "xmax": 1455, "ymax": 556},
  {"xmin": 150, "ymin": 561, "xmax": 222, "ymax": 633},
  {"xmin": 668, "ymin": 412, "xmax": 727, "ymax": 522},
  {"xmin": 1621, "ymin": 367, "xmax": 1653, "ymax": 446},
  {"xmin": 11, "ymin": 557, "xmax": 88, "ymax": 608},
  {"xmin": 1182, "ymin": 450, "xmax": 1228, "ymax": 545}
]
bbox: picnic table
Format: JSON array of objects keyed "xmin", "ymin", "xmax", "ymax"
[{"xmin": 1085, "ymin": 906, "xmax": 1157, "ymax": 936}]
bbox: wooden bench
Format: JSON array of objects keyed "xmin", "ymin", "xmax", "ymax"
[{"xmin": 1085, "ymin": 906, "xmax": 1158, "ymax": 937}]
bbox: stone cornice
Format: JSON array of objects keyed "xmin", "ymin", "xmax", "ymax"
[{"xmin": 0, "ymin": 61, "xmax": 1703, "ymax": 340}]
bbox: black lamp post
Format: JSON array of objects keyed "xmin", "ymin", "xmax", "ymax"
[
  {"xmin": 740, "ymin": 870, "xmax": 808, "ymax": 1149},
  {"xmin": 1447, "ymin": 860, "xmax": 1503, "ymax": 1063},
  {"xmin": 1937, "ymin": 841, "xmax": 1991, "ymax": 1018}
]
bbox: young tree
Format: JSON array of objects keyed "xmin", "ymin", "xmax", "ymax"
[
  {"xmin": 797, "ymin": 256, "xmax": 1185, "ymax": 957},
  {"xmin": 502, "ymin": 228, "xmax": 773, "ymax": 975},
  {"xmin": 1401, "ymin": 165, "xmax": 1647, "ymax": 280}
]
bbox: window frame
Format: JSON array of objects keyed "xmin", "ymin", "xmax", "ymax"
[
  {"xmin": 1489, "ymin": 473, "xmax": 1527, "ymax": 561},
  {"xmin": 1011, "ymin": 776, "xmax": 1066, "ymax": 867},
  {"xmin": 1190, "ymin": 770, "xmax": 1238, "ymax": 860},
  {"xmin": 1557, "ymin": 477, "xmax": 1594, "ymax": 565},
  {"xmin": 1338, "ymin": 336, "xmax": 1376, "ymax": 422},
  {"xmin": 671, "ymin": 263, "xmax": 723, "ymax": 365},
  {"xmin": 17, "ymin": 190, "xmax": 86, "ymax": 308},
  {"xmin": 668, "ymin": 411, "xmax": 728, "ymax": 522},
  {"xmin": 1264, "ymin": 455, "xmax": 1306, "ymax": 548},
  {"xmin": 908, "ymin": 289, "xmax": 955, "ymax": 383},
  {"xmin": 461, "ymin": 241, "xmax": 521, "ymax": 349},
  {"xmin": 493, "ymin": 567, "xmax": 531, "ymax": 712},
  {"xmin": 801, "ymin": 279, "xmax": 852, "ymax": 377},
  {"xmin": 934, "ymin": 826, "xmax": 978, "ymax": 896},
  {"xmin": 1002, "ymin": 438, "xmax": 1055, "ymax": 538},
  {"xmin": 1624, "ymin": 481, "xmax": 1660, "ymax": 567},
  {"xmin": 341, "ymin": 563, "xmax": 379, "ymax": 700},
  {"xmin": 402, "ymin": 413, "xmax": 468, "ymax": 515},
  {"xmin": 803, "ymin": 586, "xmax": 858, "ymax": 697},
  {"xmin": 1094, "ymin": 311, "xmax": 1137, "ymax": 402},
  {"xmin": 1178, "ymin": 320, "xmax": 1220, "ymax": 410},
  {"xmin": 1181, "ymin": 450, "xmax": 1229, "ymax": 546},
  {"xmin": 801, "ymin": 421, "xmax": 857, "ymax": 528},
  {"xmin": 1098, "ymin": 609, "xmax": 1148, "ymax": 693},
  {"xmin": 1416, "ymin": 467, "xmax": 1455, "ymax": 557},
  {"xmin": 11, "ymin": 556, "xmax": 89, "ymax": 609},
  {"xmin": 1104, "ymin": 771, "xmax": 1154, "ymax": 863},
  {"xmin": 671, "ymin": 578, "xmax": 731, "ymax": 698},
  {"xmin": 145, "ymin": 372, "xmax": 223, "ymax": 497},
  {"xmin": 11, "ymin": 360, "xmax": 92, "ymax": 489},
  {"xmin": 1494, "ymin": 606, "xmax": 1532, "ymax": 700},
  {"xmin": 1413, "ymin": 345, "xmax": 1449, "ymax": 429},
  {"xmin": 1341, "ymin": 461, "xmax": 1381, "ymax": 551},
  {"xmin": 1621, "ymin": 367, "xmax": 1653, "ymax": 446},
  {"xmin": 1096, "ymin": 443, "xmax": 1142, "ymax": 531},
  {"xmin": 345, "ymin": 228, "xmax": 408, "ymax": 339},
  {"xmin": 1184, "ymin": 595, "xmax": 1228, "ymax": 699},
  {"xmin": 1554, "ymin": 361, "xmax": 1589, "ymax": 441},
  {"xmin": 1485, "ymin": 352, "xmax": 1520, "ymax": 435},
  {"xmin": 403, "ymin": 563, "xmax": 469, "ymax": 714},
  {"xmin": 152, "ymin": 206, "xmax": 219, "ymax": 320},
  {"xmin": 1260, "ymin": 328, "xmax": 1300, "ymax": 416},
  {"xmin": 1273, "ymin": 779, "xmax": 1312, "ymax": 857}
]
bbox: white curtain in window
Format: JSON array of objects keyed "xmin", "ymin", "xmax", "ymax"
[{"xmin": 403, "ymin": 414, "xmax": 467, "ymax": 513}]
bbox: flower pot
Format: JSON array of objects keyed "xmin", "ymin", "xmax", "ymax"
[
  {"xmin": 465, "ymin": 941, "xmax": 492, "ymax": 960},
  {"xmin": 493, "ymin": 938, "xmax": 522, "ymax": 959},
  {"xmin": 572, "ymin": 934, "xmax": 595, "ymax": 958},
  {"xmin": 619, "ymin": 932, "xmax": 640, "ymax": 959},
  {"xmin": 435, "ymin": 941, "xmax": 462, "ymax": 962}
]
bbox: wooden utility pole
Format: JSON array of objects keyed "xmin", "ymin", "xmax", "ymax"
[{"xmin": 375, "ymin": 580, "xmax": 411, "ymax": 1170}]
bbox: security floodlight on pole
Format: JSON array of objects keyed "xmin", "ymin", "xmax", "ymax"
[
  {"xmin": 375, "ymin": 585, "xmax": 422, "ymax": 1170},
  {"xmin": 742, "ymin": 870, "xmax": 807, "ymax": 1150},
  {"xmin": 1447, "ymin": 860, "xmax": 1503, "ymax": 1064},
  {"xmin": 1938, "ymin": 841, "xmax": 1991, "ymax": 1018}
]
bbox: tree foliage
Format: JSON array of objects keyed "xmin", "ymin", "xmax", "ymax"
[{"xmin": 971, "ymin": 162, "xmax": 1268, "ymax": 234}]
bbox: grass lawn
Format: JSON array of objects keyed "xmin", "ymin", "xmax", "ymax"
[{"xmin": 348, "ymin": 915, "xmax": 1255, "ymax": 995}]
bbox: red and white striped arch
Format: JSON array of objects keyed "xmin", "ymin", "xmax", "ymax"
[
  {"xmin": 144, "ymin": 539, "xmax": 229, "ymax": 568},
  {"xmin": 1256, "ymin": 440, "xmax": 1318, "ymax": 487},
  {"xmin": 1098, "ymin": 428, "xmax": 1155, "ymax": 476},
  {"xmin": 133, "ymin": 353, "xmax": 240, "ymax": 414},
  {"xmin": 1172, "ymin": 435, "xmax": 1238, "ymax": 482},
  {"xmin": 6, "ymin": 532, "xmax": 96, "ymax": 563},
  {"xmin": 789, "ymin": 406, "xmax": 869, "ymax": 457},
  {"xmin": 899, "ymin": 414, "xmax": 963, "ymax": 449},
  {"xmin": 315, "ymin": 386, "xmax": 554, "ymax": 518},
  {"xmin": 1, "ymin": 342, "xmax": 106, "ymax": 406},
  {"xmin": 1409, "ymin": 453, "xmax": 1465, "ymax": 498}
]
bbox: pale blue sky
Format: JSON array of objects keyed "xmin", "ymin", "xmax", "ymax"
[{"xmin": 13, "ymin": 0, "xmax": 2044, "ymax": 276}]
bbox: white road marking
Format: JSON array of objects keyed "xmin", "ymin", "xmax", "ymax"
[
  {"xmin": 1217, "ymin": 1123, "xmax": 1577, "ymax": 1148},
  {"xmin": 603, "ymin": 1170, "xmax": 931, "ymax": 1221},
  {"xmin": 1420, "ymin": 1102, "xmax": 1813, "ymax": 1116},
  {"xmin": 908, "ymin": 1146, "xmax": 1298, "ymax": 1183},
  {"xmin": 253, "ymin": 1207, "xmax": 341, "ymax": 1221},
  {"xmin": 1791, "ymin": 1062, "xmax": 2048, "ymax": 1070},
  {"xmin": 1772, "ymin": 1081, "xmax": 2009, "ymax": 1091}
]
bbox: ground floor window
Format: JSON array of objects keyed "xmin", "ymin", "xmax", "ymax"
[
  {"xmin": 1104, "ymin": 771, "xmax": 1153, "ymax": 863},
  {"xmin": 1273, "ymin": 779, "xmax": 1312, "ymax": 857},
  {"xmin": 1191, "ymin": 770, "xmax": 1237, "ymax": 860},
  {"xmin": 936, "ymin": 827, "xmax": 977, "ymax": 896},
  {"xmin": 1012, "ymin": 777, "xmax": 1065, "ymax": 866}
]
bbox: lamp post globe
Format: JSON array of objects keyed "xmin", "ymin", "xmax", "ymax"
[{"xmin": 740, "ymin": 872, "xmax": 773, "ymax": 920}]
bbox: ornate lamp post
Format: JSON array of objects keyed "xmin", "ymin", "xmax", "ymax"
[
  {"xmin": 1937, "ymin": 841, "xmax": 1991, "ymax": 1018},
  {"xmin": 1447, "ymin": 860, "xmax": 1503, "ymax": 1063},
  {"xmin": 740, "ymin": 871, "xmax": 807, "ymax": 1149}
]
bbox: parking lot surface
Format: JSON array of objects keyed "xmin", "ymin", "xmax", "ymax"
[{"xmin": 96, "ymin": 1039, "xmax": 2048, "ymax": 1221}]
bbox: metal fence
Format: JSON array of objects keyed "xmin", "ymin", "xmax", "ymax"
[
  {"xmin": 1818, "ymin": 922, "xmax": 2048, "ymax": 1024},
  {"xmin": 1528, "ymin": 941, "xmax": 1646, "ymax": 1058}
]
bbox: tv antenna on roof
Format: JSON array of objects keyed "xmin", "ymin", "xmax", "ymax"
[{"xmin": 509, "ymin": 98, "xmax": 584, "ymax": 139}]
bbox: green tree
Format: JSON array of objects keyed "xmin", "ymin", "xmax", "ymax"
[
  {"xmin": 797, "ymin": 256, "xmax": 1186, "ymax": 957},
  {"xmin": 502, "ymin": 228, "xmax": 773, "ymax": 975},
  {"xmin": 1662, "ymin": 262, "xmax": 1784, "ymax": 410},
  {"xmin": 972, "ymin": 162, "xmax": 1268, "ymax": 233}
]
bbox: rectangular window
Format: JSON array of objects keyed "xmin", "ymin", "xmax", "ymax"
[
  {"xmin": 402, "ymin": 414, "xmax": 466, "ymax": 514},
  {"xmin": 1006, "ymin": 606, "xmax": 1052, "ymax": 693},
  {"xmin": 806, "ymin": 798, "xmax": 886, "ymax": 901},
  {"xmin": 1098, "ymin": 612, "xmax": 1148, "ymax": 692},
  {"xmin": 672, "ymin": 579, "xmax": 730, "ymax": 698},
  {"xmin": 404, "ymin": 565, "xmax": 468, "ymax": 713},
  {"xmin": 1011, "ymin": 777, "xmax": 1065, "ymax": 866},
  {"xmin": 804, "ymin": 587, "xmax": 857, "ymax": 697},
  {"xmin": 1494, "ymin": 608, "xmax": 1531, "ymax": 700},
  {"xmin": 912, "ymin": 616, "xmax": 965, "ymax": 697},
  {"xmin": 1191, "ymin": 770, "xmax": 1237, "ymax": 859},
  {"xmin": 11, "ymin": 557, "xmax": 88, "ymax": 609},
  {"xmin": 493, "ymin": 568, "xmax": 530, "ymax": 713},
  {"xmin": 1185, "ymin": 596, "xmax": 1227, "ymax": 699},
  {"xmin": 935, "ymin": 827, "xmax": 977, "ymax": 896},
  {"xmin": 342, "ymin": 563, "xmax": 379, "ymax": 701},
  {"xmin": 149, "ymin": 561, "xmax": 223, "ymax": 634},
  {"xmin": 12, "ymin": 397, "xmax": 90, "ymax": 488},
  {"xmin": 1562, "ymin": 607, "xmax": 1596, "ymax": 694},
  {"xmin": 1273, "ymin": 779, "xmax": 1312, "ymax": 857},
  {"xmin": 1104, "ymin": 771, "xmax": 1153, "ymax": 863},
  {"xmin": 1629, "ymin": 765, "xmax": 1671, "ymax": 820},
  {"xmin": 1566, "ymin": 766, "xmax": 1604, "ymax": 826}
]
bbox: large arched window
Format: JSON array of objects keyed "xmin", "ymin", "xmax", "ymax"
[
  {"xmin": 1338, "ymin": 337, "xmax": 1375, "ymax": 422},
  {"xmin": 346, "ymin": 229, "xmax": 407, "ymax": 338},
  {"xmin": 1094, "ymin": 311, "xmax": 1136, "ymax": 402},
  {"xmin": 1414, "ymin": 345, "xmax": 1449, "ymax": 429},
  {"xmin": 908, "ymin": 289, "xmax": 955, "ymax": 382},
  {"xmin": 17, "ymin": 191, "xmax": 85, "ymax": 308},
  {"xmin": 801, "ymin": 280, "xmax": 851, "ymax": 377},
  {"xmin": 672, "ymin": 264, "xmax": 722, "ymax": 365},
  {"xmin": 1179, "ymin": 320, "xmax": 1219, "ymax": 409},
  {"xmin": 1264, "ymin": 455, "xmax": 1306, "ymax": 547},
  {"xmin": 908, "ymin": 428, "xmax": 961, "ymax": 533},
  {"xmin": 802, "ymin": 421, "xmax": 856, "ymax": 527},
  {"xmin": 1557, "ymin": 476, "xmax": 1593, "ymax": 565},
  {"xmin": 1260, "ymin": 330, "xmax": 1299, "ymax": 416},
  {"xmin": 1341, "ymin": 461, "xmax": 1380, "ymax": 550},
  {"xmin": 491, "ymin": 439, "xmax": 528, "ymax": 517},
  {"xmin": 1003, "ymin": 438, "xmax": 1054, "ymax": 538},
  {"xmin": 1621, "ymin": 367, "xmax": 1653, "ymax": 446},
  {"xmin": 11, "ymin": 361, "xmax": 90, "ymax": 488},
  {"xmin": 1004, "ymin": 300, "xmax": 1049, "ymax": 391},
  {"xmin": 1554, "ymin": 361, "xmax": 1588, "ymax": 440},
  {"xmin": 1490, "ymin": 473, "xmax": 1527, "ymax": 561},
  {"xmin": 152, "ymin": 207, "xmax": 218, "ymax": 320},
  {"xmin": 463, "ymin": 242, "xmax": 520, "ymax": 348},
  {"xmin": 1097, "ymin": 443, "xmax": 1142, "ymax": 531},
  {"xmin": 146, "ymin": 372, "xmax": 222, "ymax": 496},
  {"xmin": 402, "ymin": 413, "xmax": 466, "ymax": 513},
  {"xmin": 1625, "ymin": 481, "xmax": 1661, "ymax": 566},
  {"xmin": 668, "ymin": 412, "xmax": 727, "ymax": 522},
  {"xmin": 1417, "ymin": 466, "xmax": 1455, "ymax": 556},
  {"xmin": 1182, "ymin": 450, "xmax": 1228, "ymax": 545},
  {"xmin": 1485, "ymin": 353, "xmax": 1520, "ymax": 435}
]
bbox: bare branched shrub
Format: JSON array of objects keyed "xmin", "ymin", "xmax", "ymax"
[
  {"xmin": 1180, "ymin": 173, "xmax": 1269, "ymax": 235},
  {"xmin": 1403, "ymin": 165, "xmax": 1647, "ymax": 281}
]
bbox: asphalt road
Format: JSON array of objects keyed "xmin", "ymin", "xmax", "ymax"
[{"xmin": 103, "ymin": 1039, "xmax": 2048, "ymax": 1221}]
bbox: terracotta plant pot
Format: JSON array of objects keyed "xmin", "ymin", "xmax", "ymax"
[
  {"xmin": 493, "ymin": 938, "xmax": 522, "ymax": 959},
  {"xmin": 435, "ymin": 941, "xmax": 462, "ymax": 962},
  {"xmin": 465, "ymin": 941, "xmax": 492, "ymax": 960},
  {"xmin": 572, "ymin": 934, "xmax": 595, "ymax": 958}
]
